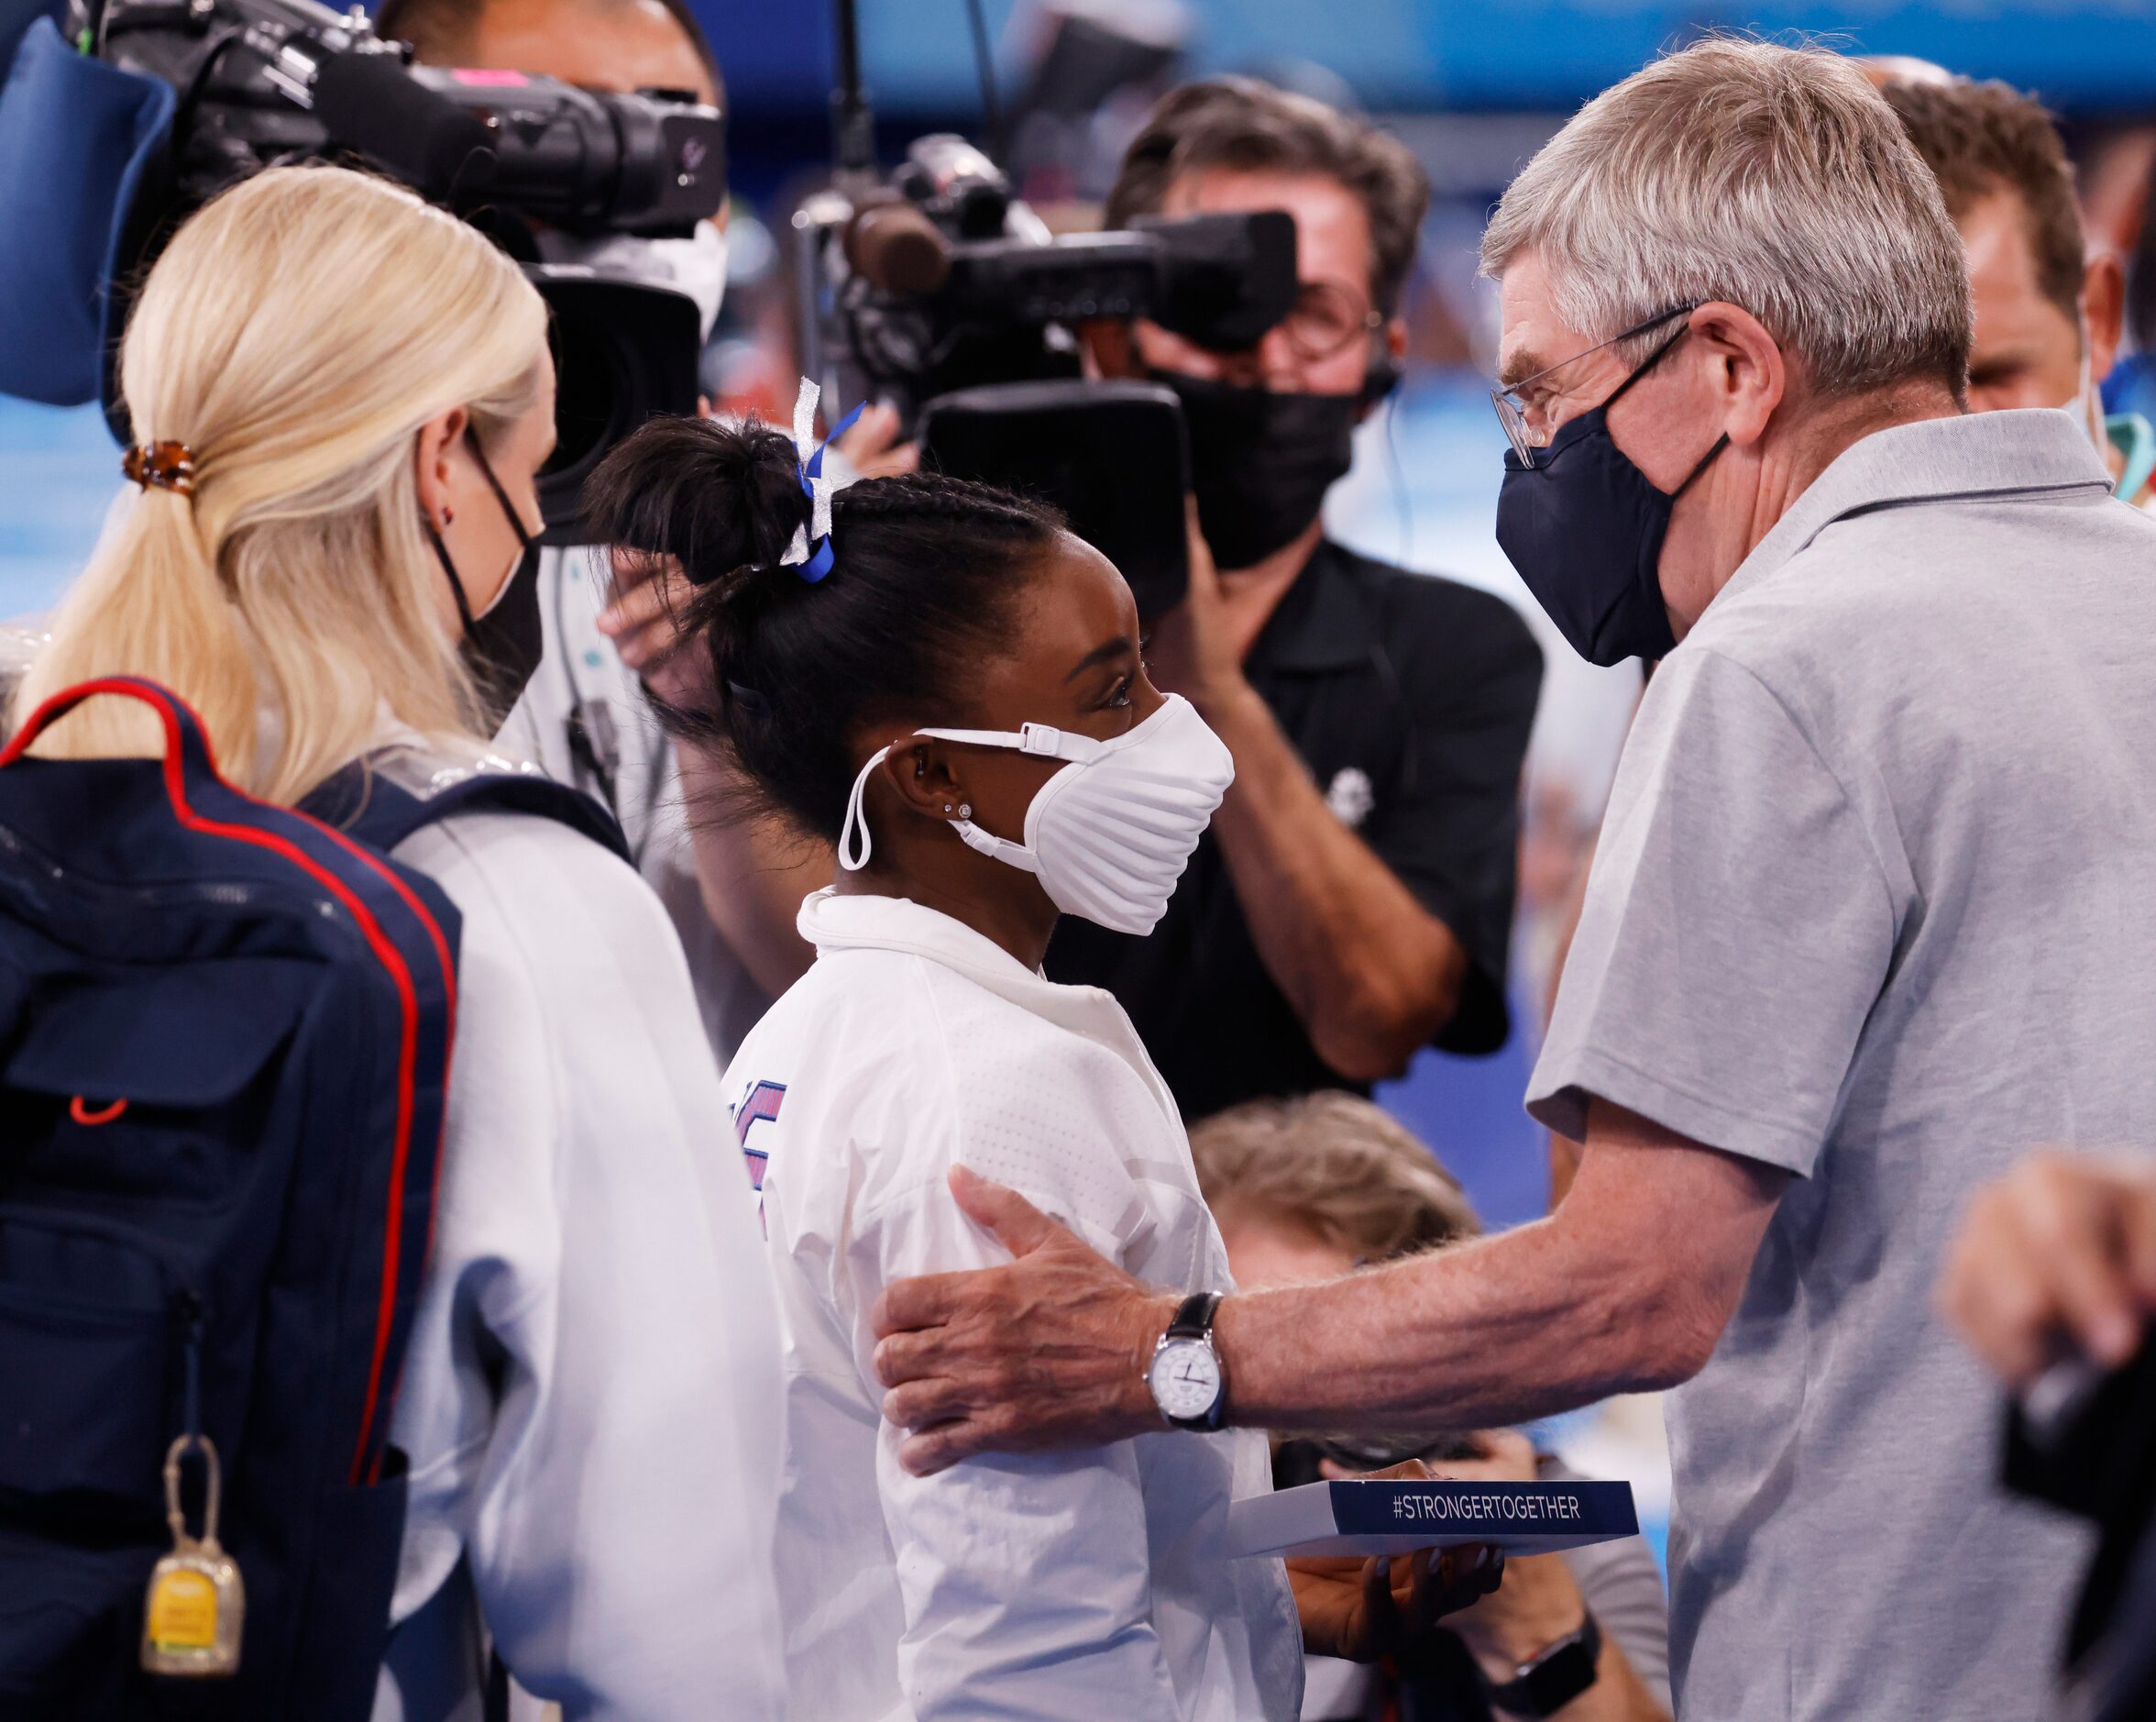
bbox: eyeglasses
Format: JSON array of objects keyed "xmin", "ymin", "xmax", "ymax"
[
  {"xmin": 1490, "ymin": 304, "xmax": 1700, "ymax": 468},
  {"xmin": 1278, "ymin": 280, "xmax": 1386, "ymax": 363}
]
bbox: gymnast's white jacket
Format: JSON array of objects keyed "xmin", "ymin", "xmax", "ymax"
[
  {"xmin": 727, "ymin": 887, "xmax": 1304, "ymax": 1722},
  {"xmin": 368, "ymin": 756, "xmax": 786, "ymax": 1721}
]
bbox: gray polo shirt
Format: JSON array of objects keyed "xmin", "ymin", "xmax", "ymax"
[{"xmin": 1528, "ymin": 409, "xmax": 2156, "ymax": 1720}]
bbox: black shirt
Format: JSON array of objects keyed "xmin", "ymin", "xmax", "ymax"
[{"xmin": 1047, "ymin": 538, "xmax": 1544, "ymax": 1122}]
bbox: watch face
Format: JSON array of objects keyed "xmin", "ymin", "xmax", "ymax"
[{"xmin": 1149, "ymin": 1338, "xmax": 1222, "ymax": 1422}]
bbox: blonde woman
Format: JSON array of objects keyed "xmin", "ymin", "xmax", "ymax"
[{"xmin": 13, "ymin": 165, "xmax": 785, "ymax": 1718}]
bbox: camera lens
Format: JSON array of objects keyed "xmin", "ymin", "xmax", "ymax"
[{"xmin": 529, "ymin": 272, "xmax": 702, "ymax": 537}]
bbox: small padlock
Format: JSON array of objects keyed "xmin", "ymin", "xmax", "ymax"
[{"xmin": 141, "ymin": 1432, "xmax": 245, "ymax": 1678}]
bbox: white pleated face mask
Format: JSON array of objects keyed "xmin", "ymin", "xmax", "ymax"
[{"xmin": 838, "ymin": 693, "xmax": 1235, "ymax": 935}]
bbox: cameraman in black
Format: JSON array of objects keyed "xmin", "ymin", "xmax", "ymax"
[
  {"xmin": 1055, "ymin": 79, "xmax": 1544, "ymax": 1118},
  {"xmin": 377, "ymin": 0, "xmax": 910, "ymax": 1056}
]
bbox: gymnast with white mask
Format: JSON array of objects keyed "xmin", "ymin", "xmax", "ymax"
[{"xmin": 586, "ymin": 403, "xmax": 1497, "ymax": 1721}]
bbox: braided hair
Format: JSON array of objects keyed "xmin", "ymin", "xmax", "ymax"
[{"xmin": 584, "ymin": 414, "xmax": 1063, "ymax": 844}]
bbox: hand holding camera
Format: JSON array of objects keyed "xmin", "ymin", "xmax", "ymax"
[{"xmin": 1144, "ymin": 501, "xmax": 1270, "ymax": 718}]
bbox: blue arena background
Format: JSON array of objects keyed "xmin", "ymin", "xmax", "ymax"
[{"xmin": 720, "ymin": 1, "xmax": 2156, "ymax": 116}]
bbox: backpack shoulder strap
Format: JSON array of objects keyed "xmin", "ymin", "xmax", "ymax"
[{"xmin": 304, "ymin": 761, "xmax": 632, "ymax": 865}]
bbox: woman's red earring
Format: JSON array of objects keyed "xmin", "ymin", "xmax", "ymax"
[{"xmin": 441, "ymin": 505, "xmax": 454, "ymax": 526}]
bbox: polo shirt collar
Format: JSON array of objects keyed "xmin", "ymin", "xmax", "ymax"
[
  {"xmin": 1725, "ymin": 407, "xmax": 2114, "ymax": 599},
  {"xmin": 1249, "ymin": 540, "xmax": 1376, "ymax": 674}
]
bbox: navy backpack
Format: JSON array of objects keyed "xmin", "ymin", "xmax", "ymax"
[{"xmin": 0, "ymin": 678, "xmax": 623, "ymax": 1718}]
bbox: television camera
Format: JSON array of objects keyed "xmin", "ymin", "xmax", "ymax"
[
  {"xmin": 65, "ymin": 0, "xmax": 726, "ymax": 535},
  {"xmin": 793, "ymin": 0, "xmax": 1302, "ymax": 613}
]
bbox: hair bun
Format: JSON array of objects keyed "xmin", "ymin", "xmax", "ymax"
[{"xmin": 585, "ymin": 414, "xmax": 810, "ymax": 600}]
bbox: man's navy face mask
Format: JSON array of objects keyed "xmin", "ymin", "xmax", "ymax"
[{"xmin": 1494, "ymin": 310, "xmax": 1729, "ymax": 667}]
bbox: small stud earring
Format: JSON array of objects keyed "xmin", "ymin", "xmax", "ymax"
[
  {"xmin": 958, "ymin": 803, "xmax": 972, "ymax": 819},
  {"xmin": 943, "ymin": 803, "xmax": 953, "ymax": 813},
  {"xmin": 441, "ymin": 505, "xmax": 454, "ymax": 526}
]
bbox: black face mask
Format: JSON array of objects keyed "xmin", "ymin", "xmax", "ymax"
[
  {"xmin": 1157, "ymin": 373, "xmax": 1361, "ymax": 571},
  {"xmin": 425, "ymin": 431, "xmax": 544, "ymax": 733},
  {"xmin": 1493, "ymin": 326, "xmax": 1728, "ymax": 667}
]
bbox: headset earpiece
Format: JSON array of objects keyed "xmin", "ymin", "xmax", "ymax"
[{"xmin": 1360, "ymin": 351, "xmax": 1403, "ymax": 407}]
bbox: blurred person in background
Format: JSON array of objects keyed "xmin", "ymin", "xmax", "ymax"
[
  {"xmin": 872, "ymin": 40, "xmax": 2156, "ymax": 1720},
  {"xmin": 1877, "ymin": 72, "xmax": 2156, "ymax": 505},
  {"xmin": 1053, "ymin": 77, "xmax": 1544, "ymax": 1120},
  {"xmin": 378, "ymin": 0, "xmax": 910, "ymax": 1056},
  {"xmin": 10, "ymin": 163, "xmax": 783, "ymax": 1720},
  {"xmin": 1194, "ymin": 1093, "xmax": 1673, "ymax": 1722}
]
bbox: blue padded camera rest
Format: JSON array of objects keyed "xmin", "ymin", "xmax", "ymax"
[{"xmin": 0, "ymin": 16, "xmax": 174, "ymax": 406}]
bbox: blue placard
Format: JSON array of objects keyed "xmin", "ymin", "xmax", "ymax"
[{"xmin": 1326, "ymin": 1477, "xmax": 1639, "ymax": 1539}]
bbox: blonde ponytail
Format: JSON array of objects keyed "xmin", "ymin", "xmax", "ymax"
[{"xmin": 14, "ymin": 165, "xmax": 549, "ymax": 804}]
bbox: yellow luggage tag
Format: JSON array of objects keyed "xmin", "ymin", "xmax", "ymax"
[{"xmin": 141, "ymin": 1432, "xmax": 244, "ymax": 1678}]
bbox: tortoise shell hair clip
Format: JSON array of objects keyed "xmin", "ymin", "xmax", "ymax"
[{"xmin": 123, "ymin": 441, "xmax": 199, "ymax": 498}]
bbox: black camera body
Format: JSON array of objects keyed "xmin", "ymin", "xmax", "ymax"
[
  {"xmin": 802, "ymin": 133, "xmax": 1299, "ymax": 614},
  {"xmin": 815, "ymin": 133, "xmax": 1294, "ymax": 419},
  {"xmin": 81, "ymin": 0, "xmax": 724, "ymax": 535}
]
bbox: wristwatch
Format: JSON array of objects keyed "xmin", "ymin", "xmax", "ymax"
[
  {"xmin": 1484, "ymin": 1607, "xmax": 1601, "ymax": 1716},
  {"xmin": 1145, "ymin": 1292, "xmax": 1227, "ymax": 1430}
]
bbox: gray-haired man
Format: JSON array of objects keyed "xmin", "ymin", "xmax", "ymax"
[{"xmin": 869, "ymin": 39, "xmax": 2156, "ymax": 1719}]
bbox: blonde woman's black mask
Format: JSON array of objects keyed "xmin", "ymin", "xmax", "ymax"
[{"xmin": 426, "ymin": 429, "xmax": 544, "ymax": 732}]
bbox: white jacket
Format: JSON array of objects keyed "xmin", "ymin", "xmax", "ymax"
[
  {"xmin": 726, "ymin": 889, "xmax": 1304, "ymax": 1722},
  {"xmin": 367, "ymin": 752, "xmax": 786, "ymax": 1720}
]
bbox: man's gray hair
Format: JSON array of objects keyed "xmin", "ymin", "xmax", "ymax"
[{"xmin": 1481, "ymin": 39, "xmax": 1972, "ymax": 397}]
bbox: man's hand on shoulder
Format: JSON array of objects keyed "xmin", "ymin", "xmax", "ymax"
[{"xmin": 871, "ymin": 1165, "xmax": 1177, "ymax": 1474}]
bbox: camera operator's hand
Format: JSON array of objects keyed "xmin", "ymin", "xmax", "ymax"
[
  {"xmin": 599, "ymin": 552, "xmax": 708, "ymax": 711},
  {"xmin": 830, "ymin": 402, "xmax": 918, "ymax": 482},
  {"xmin": 1146, "ymin": 502, "xmax": 1270, "ymax": 717},
  {"xmin": 600, "ymin": 546, "xmax": 828, "ymax": 998}
]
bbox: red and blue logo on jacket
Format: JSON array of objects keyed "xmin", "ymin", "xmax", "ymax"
[{"xmin": 729, "ymin": 1078, "xmax": 786, "ymax": 1231}]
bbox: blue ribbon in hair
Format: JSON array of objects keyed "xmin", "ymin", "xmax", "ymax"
[{"xmin": 781, "ymin": 379, "xmax": 864, "ymax": 584}]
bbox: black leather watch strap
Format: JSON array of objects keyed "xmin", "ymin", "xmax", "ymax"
[
  {"xmin": 1485, "ymin": 1607, "xmax": 1601, "ymax": 1716},
  {"xmin": 1165, "ymin": 1291, "xmax": 1222, "ymax": 1341}
]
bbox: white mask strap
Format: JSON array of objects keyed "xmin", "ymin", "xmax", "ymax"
[
  {"xmin": 837, "ymin": 716, "xmax": 1128, "ymax": 873},
  {"xmin": 915, "ymin": 721, "xmax": 1106, "ymax": 764},
  {"xmin": 912, "ymin": 723, "xmax": 1084, "ymax": 877},
  {"xmin": 838, "ymin": 745, "xmax": 893, "ymax": 871}
]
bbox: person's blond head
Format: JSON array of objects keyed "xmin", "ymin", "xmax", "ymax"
[
  {"xmin": 1480, "ymin": 39, "xmax": 1972, "ymax": 400},
  {"xmin": 15, "ymin": 164, "xmax": 548, "ymax": 802},
  {"xmin": 1189, "ymin": 1092, "xmax": 1480, "ymax": 1264}
]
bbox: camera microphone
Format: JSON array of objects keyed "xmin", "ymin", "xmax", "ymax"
[{"xmin": 845, "ymin": 199, "xmax": 952, "ymax": 296}]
